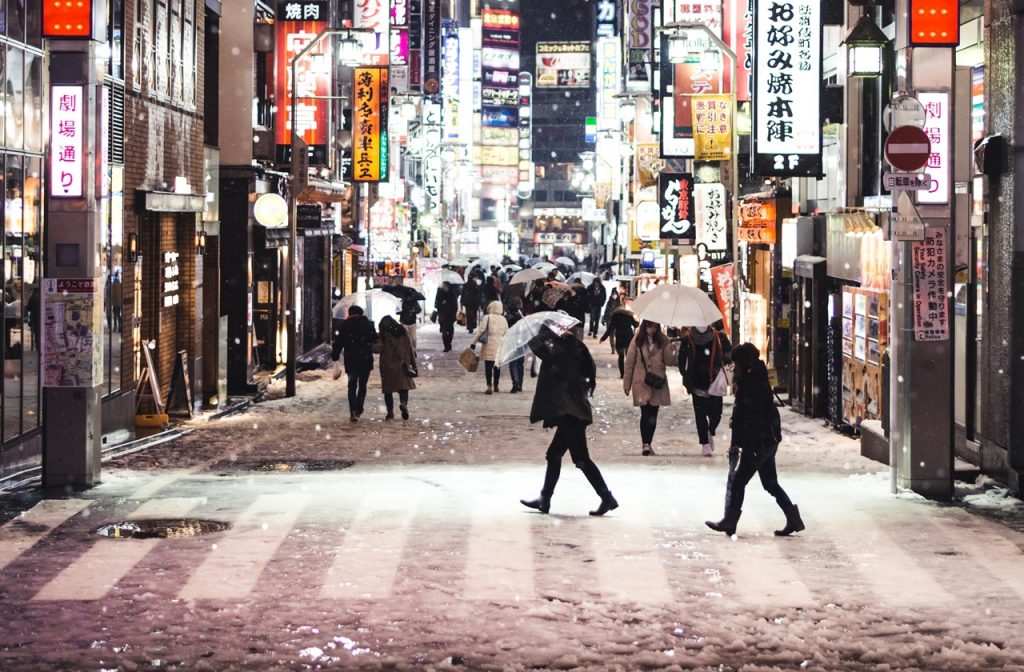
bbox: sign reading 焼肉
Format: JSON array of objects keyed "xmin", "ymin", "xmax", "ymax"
[
  {"xmin": 658, "ymin": 173, "xmax": 696, "ymax": 242},
  {"xmin": 50, "ymin": 86, "xmax": 84, "ymax": 198},
  {"xmin": 911, "ymin": 226, "xmax": 949, "ymax": 341},
  {"xmin": 42, "ymin": 278, "xmax": 103, "ymax": 388},
  {"xmin": 753, "ymin": 0, "xmax": 822, "ymax": 176},
  {"xmin": 352, "ymin": 67, "xmax": 390, "ymax": 182},
  {"xmin": 274, "ymin": 1, "xmax": 329, "ymax": 165}
]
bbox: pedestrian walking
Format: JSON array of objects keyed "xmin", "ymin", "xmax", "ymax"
[
  {"xmin": 461, "ymin": 275, "xmax": 482, "ymax": 332},
  {"xmin": 557, "ymin": 282, "xmax": 588, "ymax": 339},
  {"xmin": 520, "ymin": 324, "xmax": 618, "ymax": 516},
  {"xmin": 377, "ymin": 315, "xmax": 417, "ymax": 421},
  {"xmin": 587, "ymin": 279, "xmax": 607, "ymax": 338},
  {"xmin": 600, "ymin": 305, "xmax": 637, "ymax": 378},
  {"xmin": 398, "ymin": 292, "xmax": 421, "ymax": 350},
  {"xmin": 602, "ymin": 287, "xmax": 621, "ymax": 353},
  {"xmin": 433, "ymin": 281, "xmax": 460, "ymax": 352},
  {"xmin": 678, "ymin": 324, "xmax": 732, "ymax": 456},
  {"xmin": 505, "ymin": 296, "xmax": 526, "ymax": 393},
  {"xmin": 470, "ymin": 300, "xmax": 509, "ymax": 394},
  {"xmin": 705, "ymin": 343, "xmax": 805, "ymax": 537},
  {"xmin": 622, "ymin": 320, "xmax": 678, "ymax": 456},
  {"xmin": 331, "ymin": 305, "xmax": 379, "ymax": 422}
]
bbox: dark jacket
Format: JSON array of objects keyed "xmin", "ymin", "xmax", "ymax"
[
  {"xmin": 528, "ymin": 327, "xmax": 596, "ymax": 428},
  {"xmin": 678, "ymin": 328, "xmax": 732, "ymax": 393},
  {"xmin": 602, "ymin": 294, "xmax": 621, "ymax": 324},
  {"xmin": 378, "ymin": 315, "xmax": 417, "ymax": 393},
  {"xmin": 434, "ymin": 285, "xmax": 459, "ymax": 324},
  {"xmin": 558, "ymin": 290, "xmax": 588, "ymax": 322},
  {"xmin": 600, "ymin": 309, "xmax": 638, "ymax": 348},
  {"xmin": 483, "ymin": 275, "xmax": 502, "ymax": 303},
  {"xmin": 461, "ymin": 279, "xmax": 482, "ymax": 307},
  {"xmin": 399, "ymin": 295, "xmax": 421, "ymax": 326},
  {"xmin": 730, "ymin": 359, "xmax": 782, "ymax": 452},
  {"xmin": 588, "ymin": 282, "xmax": 607, "ymax": 311},
  {"xmin": 332, "ymin": 314, "xmax": 378, "ymax": 373},
  {"xmin": 525, "ymin": 285, "xmax": 545, "ymax": 315},
  {"xmin": 505, "ymin": 297, "xmax": 524, "ymax": 327}
]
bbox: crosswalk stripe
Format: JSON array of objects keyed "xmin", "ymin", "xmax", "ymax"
[
  {"xmin": 591, "ymin": 507, "xmax": 674, "ymax": 604},
  {"xmin": 464, "ymin": 486, "xmax": 535, "ymax": 601},
  {"xmin": 321, "ymin": 489, "xmax": 418, "ymax": 599},
  {"xmin": 0, "ymin": 499, "xmax": 91, "ymax": 572},
  {"xmin": 178, "ymin": 493, "xmax": 310, "ymax": 600},
  {"xmin": 943, "ymin": 509, "xmax": 1024, "ymax": 602},
  {"xmin": 33, "ymin": 497, "xmax": 203, "ymax": 601}
]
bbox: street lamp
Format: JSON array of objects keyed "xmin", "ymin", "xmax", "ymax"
[
  {"xmin": 285, "ymin": 26, "xmax": 371, "ymax": 398},
  {"xmin": 843, "ymin": 14, "xmax": 888, "ymax": 78}
]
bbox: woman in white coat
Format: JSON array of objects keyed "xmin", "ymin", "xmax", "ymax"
[{"xmin": 470, "ymin": 300, "xmax": 509, "ymax": 394}]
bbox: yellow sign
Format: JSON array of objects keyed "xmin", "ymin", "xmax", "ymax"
[
  {"xmin": 353, "ymin": 68, "xmax": 389, "ymax": 182},
  {"xmin": 691, "ymin": 94, "xmax": 733, "ymax": 162}
]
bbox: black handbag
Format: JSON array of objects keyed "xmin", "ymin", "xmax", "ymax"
[
  {"xmin": 403, "ymin": 363, "xmax": 419, "ymax": 378},
  {"xmin": 639, "ymin": 346, "xmax": 666, "ymax": 389}
]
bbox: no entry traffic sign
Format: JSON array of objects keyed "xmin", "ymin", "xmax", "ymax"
[{"xmin": 885, "ymin": 125, "xmax": 931, "ymax": 172}]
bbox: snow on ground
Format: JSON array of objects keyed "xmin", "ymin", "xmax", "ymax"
[{"xmin": 1, "ymin": 324, "xmax": 1023, "ymax": 671}]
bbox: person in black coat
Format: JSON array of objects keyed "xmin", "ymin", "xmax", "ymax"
[
  {"xmin": 461, "ymin": 276, "xmax": 482, "ymax": 332},
  {"xmin": 587, "ymin": 280, "xmax": 607, "ymax": 338},
  {"xmin": 706, "ymin": 343, "xmax": 805, "ymax": 537},
  {"xmin": 600, "ymin": 307, "xmax": 638, "ymax": 378},
  {"xmin": 678, "ymin": 325, "xmax": 732, "ymax": 456},
  {"xmin": 433, "ymin": 281, "xmax": 460, "ymax": 352},
  {"xmin": 331, "ymin": 305, "xmax": 379, "ymax": 422},
  {"xmin": 520, "ymin": 325, "xmax": 618, "ymax": 516}
]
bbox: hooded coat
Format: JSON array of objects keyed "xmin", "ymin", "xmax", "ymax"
[
  {"xmin": 730, "ymin": 359, "xmax": 782, "ymax": 452},
  {"xmin": 378, "ymin": 315, "xmax": 417, "ymax": 394},
  {"xmin": 528, "ymin": 326, "xmax": 596, "ymax": 428},
  {"xmin": 470, "ymin": 301, "xmax": 509, "ymax": 361},
  {"xmin": 623, "ymin": 333, "xmax": 678, "ymax": 407}
]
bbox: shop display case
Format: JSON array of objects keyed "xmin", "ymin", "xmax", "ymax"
[{"xmin": 841, "ymin": 286, "xmax": 888, "ymax": 426}]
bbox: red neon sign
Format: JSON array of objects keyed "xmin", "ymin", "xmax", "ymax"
[
  {"xmin": 43, "ymin": 0, "xmax": 93, "ymax": 38},
  {"xmin": 909, "ymin": 0, "xmax": 960, "ymax": 47}
]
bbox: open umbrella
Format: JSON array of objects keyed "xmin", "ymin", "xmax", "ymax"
[
  {"xmin": 424, "ymin": 269, "xmax": 465, "ymax": 285},
  {"xmin": 509, "ymin": 268, "xmax": 547, "ymax": 286},
  {"xmin": 381, "ymin": 285, "xmax": 427, "ymax": 301},
  {"xmin": 567, "ymin": 271, "xmax": 597, "ymax": 287},
  {"xmin": 502, "ymin": 264, "xmax": 523, "ymax": 274},
  {"xmin": 554, "ymin": 256, "xmax": 577, "ymax": 268},
  {"xmin": 523, "ymin": 257, "xmax": 542, "ymax": 267},
  {"xmin": 496, "ymin": 311, "xmax": 581, "ymax": 366},
  {"xmin": 541, "ymin": 281, "xmax": 570, "ymax": 308},
  {"xmin": 631, "ymin": 284, "xmax": 722, "ymax": 327},
  {"xmin": 333, "ymin": 290, "xmax": 401, "ymax": 319}
]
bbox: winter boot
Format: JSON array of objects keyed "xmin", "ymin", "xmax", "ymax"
[
  {"xmin": 701, "ymin": 443, "xmax": 713, "ymax": 457},
  {"xmin": 400, "ymin": 404, "xmax": 409, "ymax": 421},
  {"xmin": 642, "ymin": 443, "xmax": 655, "ymax": 456},
  {"xmin": 384, "ymin": 412, "xmax": 394, "ymax": 420},
  {"xmin": 485, "ymin": 385, "xmax": 493, "ymax": 395},
  {"xmin": 589, "ymin": 493, "xmax": 619, "ymax": 516},
  {"xmin": 350, "ymin": 412, "xmax": 359, "ymax": 422},
  {"xmin": 705, "ymin": 507, "xmax": 741, "ymax": 536},
  {"xmin": 774, "ymin": 505, "xmax": 806, "ymax": 537},
  {"xmin": 520, "ymin": 495, "xmax": 551, "ymax": 513}
]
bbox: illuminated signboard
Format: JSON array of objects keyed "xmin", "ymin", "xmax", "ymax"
[
  {"xmin": 352, "ymin": 68, "xmax": 390, "ymax": 182},
  {"xmin": 353, "ymin": 0, "xmax": 391, "ymax": 65},
  {"xmin": 752, "ymin": 0, "xmax": 822, "ymax": 177},
  {"xmin": 535, "ymin": 42, "xmax": 591, "ymax": 88},
  {"xmin": 909, "ymin": 0, "xmax": 960, "ymax": 47},
  {"xmin": 658, "ymin": 173, "xmax": 696, "ymax": 242},
  {"xmin": 442, "ymin": 21, "xmax": 461, "ymax": 140},
  {"xmin": 917, "ymin": 91, "xmax": 950, "ymax": 204},
  {"xmin": 50, "ymin": 86, "xmax": 84, "ymax": 198},
  {"xmin": 660, "ymin": 31, "xmax": 723, "ymax": 157},
  {"xmin": 626, "ymin": 0, "xmax": 653, "ymax": 92},
  {"xmin": 274, "ymin": 2, "xmax": 329, "ymax": 165},
  {"xmin": 43, "ymin": 0, "xmax": 93, "ymax": 38},
  {"xmin": 596, "ymin": 0, "xmax": 618, "ymax": 38}
]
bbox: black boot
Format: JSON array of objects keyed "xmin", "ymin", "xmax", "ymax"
[
  {"xmin": 522, "ymin": 459, "xmax": 560, "ymax": 514},
  {"xmin": 774, "ymin": 505, "xmax": 805, "ymax": 536},
  {"xmin": 705, "ymin": 507, "xmax": 741, "ymax": 535},
  {"xmin": 520, "ymin": 495, "xmax": 551, "ymax": 513},
  {"xmin": 589, "ymin": 493, "xmax": 619, "ymax": 516},
  {"xmin": 578, "ymin": 462, "xmax": 618, "ymax": 516}
]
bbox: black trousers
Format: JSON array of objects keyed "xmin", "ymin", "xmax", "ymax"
[
  {"xmin": 465, "ymin": 305, "xmax": 479, "ymax": 331},
  {"xmin": 692, "ymin": 394, "xmax": 723, "ymax": 444},
  {"xmin": 726, "ymin": 444, "xmax": 794, "ymax": 515},
  {"xmin": 509, "ymin": 357, "xmax": 525, "ymax": 389},
  {"xmin": 384, "ymin": 390, "xmax": 409, "ymax": 414},
  {"xmin": 588, "ymin": 307, "xmax": 602, "ymax": 336},
  {"xmin": 439, "ymin": 320, "xmax": 455, "ymax": 351},
  {"xmin": 485, "ymin": 360, "xmax": 501, "ymax": 387},
  {"xmin": 640, "ymin": 404, "xmax": 659, "ymax": 444},
  {"xmin": 540, "ymin": 417, "xmax": 610, "ymax": 498},
  {"xmin": 616, "ymin": 346, "xmax": 627, "ymax": 378},
  {"xmin": 347, "ymin": 370, "xmax": 370, "ymax": 414}
]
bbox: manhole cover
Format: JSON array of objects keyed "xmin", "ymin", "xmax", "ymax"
[
  {"xmin": 95, "ymin": 518, "xmax": 230, "ymax": 539},
  {"xmin": 212, "ymin": 459, "xmax": 355, "ymax": 472}
]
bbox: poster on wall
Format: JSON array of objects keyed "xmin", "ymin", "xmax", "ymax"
[
  {"xmin": 691, "ymin": 94, "xmax": 734, "ymax": 161},
  {"xmin": 351, "ymin": 67, "xmax": 390, "ymax": 182},
  {"xmin": 535, "ymin": 42, "xmax": 591, "ymax": 88},
  {"xmin": 42, "ymin": 278, "xmax": 102, "ymax": 388},
  {"xmin": 709, "ymin": 264, "xmax": 735, "ymax": 336},
  {"xmin": 274, "ymin": 1, "xmax": 329, "ymax": 165},
  {"xmin": 752, "ymin": 0, "xmax": 822, "ymax": 176},
  {"xmin": 658, "ymin": 172, "xmax": 696, "ymax": 242},
  {"xmin": 911, "ymin": 226, "xmax": 950, "ymax": 341}
]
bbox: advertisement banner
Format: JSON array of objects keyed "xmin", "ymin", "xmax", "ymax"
[
  {"xmin": 352, "ymin": 68, "xmax": 390, "ymax": 182},
  {"xmin": 423, "ymin": 0, "xmax": 441, "ymax": 93},
  {"xmin": 354, "ymin": 0, "xmax": 390, "ymax": 65},
  {"xmin": 658, "ymin": 172, "xmax": 696, "ymax": 242},
  {"xmin": 691, "ymin": 94, "xmax": 734, "ymax": 161},
  {"xmin": 635, "ymin": 143, "xmax": 664, "ymax": 188},
  {"xmin": 709, "ymin": 264, "xmax": 735, "ymax": 336},
  {"xmin": 274, "ymin": 2, "xmax": 329, "ymax": 164},
  {"xmin": 723, "ymin": 0, "xmax": 753, "ymax": 101},
  {"xmin": 660, "ymin": 33, "xmax": 723, "ymax": 157},
  {"xmin": 753, "ymin": 0, "xmax": 822, "ymax": 176},
  {"xmin": 911, "ymin": 226, "xmax": 950, "ymax": 341},
  {"xmin": 625, "ymin": 0, "xmax": 653, "ymax": 92},
  {"xmin": 42, "ymin": 278, "xmax": 102, "ymax": 388},
  {"xmin": 442, "ymin": 21, "xmax": 461, "ymax": 140},
  {"xmin": 535, "ymin": 42, "xmax": 591, "ymax": 88}
]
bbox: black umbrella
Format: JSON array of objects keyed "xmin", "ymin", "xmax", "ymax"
[{"xmin": 381, "ymin": 285, "xmax": 427, "ymax": 301}]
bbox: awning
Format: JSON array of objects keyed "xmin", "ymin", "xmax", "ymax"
[{"xmin": 298, "ymin": 178, "xmax": 349, "ymax": 203}]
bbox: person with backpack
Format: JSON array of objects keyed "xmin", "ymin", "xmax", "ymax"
[
  {"xmin": 678, "ymin": 324, "xmax": 732, "ymax": 456},
  {"xmin": 705, "ymin": 343, "xmax": 804, "ymax": 537}
]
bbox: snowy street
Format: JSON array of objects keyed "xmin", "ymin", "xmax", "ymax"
[{"xmin": 2, "ymin": 325, "xmax": 1023, "ymax": 671}]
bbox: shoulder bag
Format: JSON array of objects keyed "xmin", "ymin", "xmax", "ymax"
[
  {"xmin": 639, "ymin": 345, "xmax": 666, "ymax": 390},
  {"xmin": 478, "ymin": 316, "xmax": 490, "ymax": 345},
  {"xmin": 707, "ymin": 333, "xmax": 731, "ymax": 397}
]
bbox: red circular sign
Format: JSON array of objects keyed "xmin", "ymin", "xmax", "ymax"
[{"xmin": 884, "ymin": 125, "xmax": 932, "ymax": 172}]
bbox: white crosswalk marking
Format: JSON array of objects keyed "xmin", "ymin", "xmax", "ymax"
[
  {"xmin": 943, "ymin": 510, "xmax": 1024, "ymax": 601},
  {"xmin": 0, "ymin": 499, "xmax": 91, "ymax": 572},
  {"xmin": 321, "ymin": 489, "xmax": 419, "ymax": 600},
  {"xmin": 33, "ymin": 497, "xmax": 203, "ymax": 601},
  {"xmin": 591, "ymin": 509, "xmax": 674, "ymax": 604},
  {"xmin": 178, "ymin": 493, "xmax": 310, "ymax": 600},
  {"xmin": 464, "ymin": 487, "xmax": 535, "ymax": 601}
]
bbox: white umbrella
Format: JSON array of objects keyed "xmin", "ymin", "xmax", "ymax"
[
  {"xmin": 532, "ymin": 261, "xmax": 556, "ymax": 273},
  {"xmin": 567, "ymin": 271, "xmax": 597, "ymax": 287},
  {"xmin": 332, "ymin": 290, "xmax": 401, "ymax": 319},
  {"xmin": 509, "ymin": 268, "xmax": 547, "ymax": 286},
  {"xmin": 425, "ymin": 269, "xmax": 465, "ymax": 285},
  {"xmin": 502, "ymin": 264, "xmax": 523, "ymax": 274},
  {"xmin": 554, "ymin": 256, "xmax": 577, "ymax": 268},
  {"xmin": 496, "ymin": 311, "xmax": 581, "ymax": 366},
  {"xmin": 631, "ymin": 284, "xmax": 722, "ymax": 328}
]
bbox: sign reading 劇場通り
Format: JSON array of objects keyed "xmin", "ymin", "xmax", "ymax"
[{"xmin": 51, "ymin": 86, "xmax": 84, "ymax": 198}]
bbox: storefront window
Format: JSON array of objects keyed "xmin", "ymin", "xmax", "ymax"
[
  {"xmin": 21, "ymin": 156, "xmax": 38, "ymax": 430},
  {"xmin": 109, "ymin": 0, "xmax": 125, "ymax": 80},
  {"xmin": 4, "ymin": 154, "xmax": 22, "ymax": 440},
  {"xmin": 6, "ymin": 0, "xmax": 25, "ymax": 43},
  {"xmin": 102, "ymin": 167, "xmax": 125, "ymax": 396},
  {"xmin": 24, "ymin": 51, "xmax": 41, "ymax": 153},
  {"xmin": 25, "ymin": 0, "xmax": 40, "ymax": 47},
  {"xmin": 5, "ymin": 47, "xmax": 23, "ymax": 151}
]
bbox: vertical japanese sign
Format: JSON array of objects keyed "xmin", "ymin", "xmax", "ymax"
[
  {"xmin": 275, "ymin": 1, "xmax": 329, "ymax": 165},
  {"xmin": 696, "ymin": 184, "xmax": 729, "ymax": 260},
  {"xmin": 352, "ymin": 67, "xmax": 390, "ymax": 182},
  {"xmin": 596, "ymin": 38, "xmax": 621, "ymax": 128},
  {"xmin": 917, "ymin": 91, "xmax": 950, "ymax": 205},
  {"xmin": 408, "ymin": 0, "xmax": 423, "ymax": 90},
  {"xmin": 595, "ymin": 0, "xmax": 618, "ymax": 38},
  {"xmin": 738, "ymin": 197, "xmax": 777, "ymax": 243},
  {"xmin": 442, "ymin": 21, "xmax": 461, "ymax": 140},
  {"xmin": 658, "ymin": 173, "xmax": 696, "ymax": 242},
  {"xmin": 709, "ymin": 264, "xmax": 735, "ymax": 336},
  {"xmin": 753, "ymin": 0, "xmax": 822, "ymax": 176},
  {"xmin": 691, "ymin": 94, "xmax": 734, "ymax": 160},
  {"xmin": 911, "ymin": 226, "xmax": 949, "ymax": 341},
  {"xmin": 660, "ymin": 32, "xmax": 723, "ymax": 157},
  {"xmin": 50, "ymin": 86, "xmax": 84, "ymax": 198},
  {"xmin": 423, "ymin": 0, "xmax": 442, "ymax": 94},
  {"xmin": 723, "ymin": 0, "xmax": 753, "ymax": 101},
  {"xmin": 391, "ymin": 0, "xmax": 411, "ymax": 92},
  {"xmin": 354, "ymin": 0, "xmax": 391, "ymax": 66},
  {"xmin": 626, "ymin": 0, "xmax": 653, "ymax": 92},
  {"xmin": 42, "ymin": 278, "xmax": 102, "ymax": 387}
]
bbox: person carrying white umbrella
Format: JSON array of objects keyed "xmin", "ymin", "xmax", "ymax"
[{"xmin": 622, "ymin": 320, "xmax": 679, "ymax": 456}]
